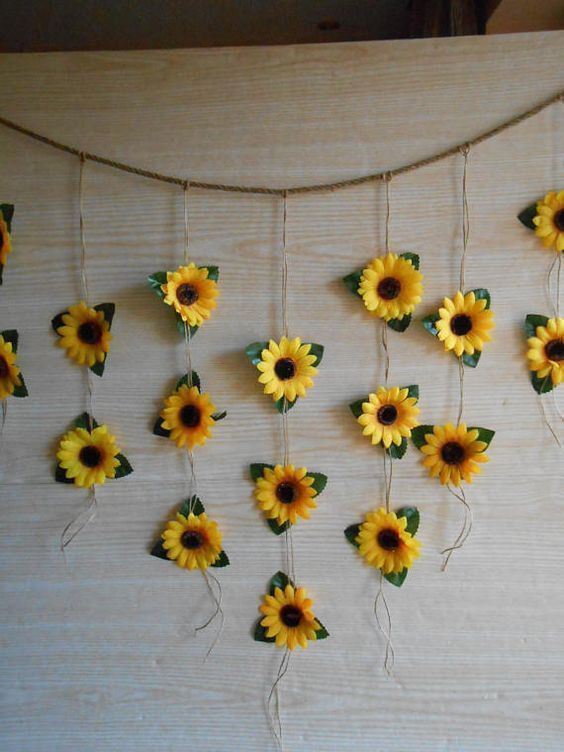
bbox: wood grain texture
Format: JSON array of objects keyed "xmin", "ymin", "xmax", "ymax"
[{"xmin": 0, "ymin": 31, "xmax": 563, "ymax": 752}]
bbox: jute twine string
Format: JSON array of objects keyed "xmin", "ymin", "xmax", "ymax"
[{"xmin": 0, "ymin": 90, "xmax": 561, "ymax": 195}]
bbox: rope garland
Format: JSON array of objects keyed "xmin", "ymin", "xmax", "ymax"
[{"xmin": 0, "ymin": 89, "xmax": 562, "ymax": 196}]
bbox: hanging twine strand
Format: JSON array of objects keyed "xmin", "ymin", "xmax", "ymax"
[
  {"xmin": 0, "ymin": 90, "xmax": 561, "ymax": 195},
  {"xmin": 441, "ymin": 485, "xmax": 473, "ymax": 571},
  {"xmin": 267, "ymin": 649, "xmax": 291, "ymax": 751},
  {"xmin": 374, "ymin": 573, "xmax": 395, "ymax": 676}
]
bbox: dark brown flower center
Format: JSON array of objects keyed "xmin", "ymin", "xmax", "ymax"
[
  {"xmin": 545, "ymin": 339, "xmax": 564, "ymax": 362},
  {"xmin": 77, "ymin": 321, "xmax": 103, "ymax": 345},
  {"xmin": 280, "ymin": 604, "xmax": 303, "ymax": 628},
  {"xmin": 276, "ymin": 482, "xmax": 296, "ymax": 504},
  {"xmin": 441, "ymin": 441, "xmax": 465, "ymax": 465},
  {"xmin": 176, "ymin": 283, "xmax": 199, "ymax": 306},
  {"xmin": 181, "ymin": 530, "xmax": 204, "ymax": 549},
  {"xmin": 0, "ymin": 356, "xmax": 8, "ymax": 378},
  {"xmin": 377, "ymin": 528, "xmax": 400, "ymax": 551},
  {"xmin": 377, "ymin": 404, "xmax": 398, "ymax": 425},
  {"xmin": 79, "ymin": 445, "xmax": 102, "ymax": 468},
  {"xmin": 274, "ymin": 357, "xmax": 296, "ymax": 380},
  {"xmin": 553, "ymin": 209, "xmax": 564, "ymax": 232},
  {"xmin": 180, "ymin": 404, "xmax": 201, "ymax": 428},
  {"xmin": 377, "ymin": 276, "xmax": 401, "ymax": 300},
  {"xmin": 451, "ymin": 313, "xmax": 472, "ymax": 336}
]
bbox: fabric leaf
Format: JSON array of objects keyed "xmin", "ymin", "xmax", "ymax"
[
  {"xmin": 12, "ymin": 374, "xmax": 28, "ymax": 398},
  {"xmin": 211, "ymin": 550, "xmax": 230, "ymax": 568},
  {"xmin": 245, "ymin": 341, "xmax": 269, "ymax": 366},
  {"xmin": 309, "ymin": 472, "xmax": 328, "ymax": 495},
  {"xmin": 1, "ymin": 329, "xmax": 18, "ymax": 351},
  {"xmin": 342, "ymin": 270, "xmax": 362, "ymax": 297},
  {"xmin": 344, "ymin": 523, "xmax": 361, "ymax": 548},
  {"xmin": 396, "ymin": 506, "xmax": 420, "ymax": 536},
  {"xmin": 55, "ymin": 465, "xmax": 75, "ymax": 484},
  {"xmin": 249, "ymin": 462, "xmax": 275, "ymax": 481},
  {"xmin": 462, "ymin": 349, "xmax": 481, "ymax": 368},
  {"xmin": 387, "ymin": 313, "xmax": 412, "ymax": 332},
  {"xmin": 175, "ymin": 371, "xmax": 201, "ymax": 391},
  {"xmin": 386, "ymin": 438, "xmax": 407, "ymax": 459},
  {"xmin": 151, "ymin": 540, "xmax": 169, "ymax": 560},
  {"xmin": 315, "ymin": 621, "xmax": 329, "ymax": 640},
  {"xmin": 400, "ymin": 251, "xmax": 420, "ymax": 270},
  {"xmin": 524, "ymin": 313, "xmax": 549, "ymax": 339},
  {"xmin": 275, "ymin": 396, "xmax": 297, "ymax": 414},
  {"xmin": 114, "ymin": 454, "xmax": 133, "ymax": 478},
  {"xmin": 410, "ymin": 424, "xmax": 434, "ymax": 449},
  {"xmin": 384, "ymin": 568, "xmax": 408, "ymax": 587},
  {"xmin": 470, "ymin": 427, "xmax": 495, "ymax": 448},
  {"xmin": 531, "ymin": 372, "xmax": 554, "ymax": 395},
  {"xmin": 254, "ymin": 618, "xmax": 275, "ymax": 643},
  {"xmin": 267, "ymin": 518, "xmax": 291, "ymax": 536},
  {"xmin": 422, "ymin": 312, "xmax": 439, "ymax": 337},
  {"xmin": 211, "ymin": 410, "xmax": 227, "ymax": 421},
  {"xmin": 74, "ymin": 412, "xmax": 99, "ymax": 431},
  {"xmin": 470, "ymin": 288, "xmax": 491, "ymax": 310},
  {"xmin": 308, "ymin": 342, "xmax": 324, "ymax": 367},
  {"xmin": 349, "ymin": 398, "xmax": 367, "ymax": 419},
  {"xmin": 179, "ymin": 496, "xmax": 206, "ymax": 516},
  {"xmin": 517, "ymin": 203, "xmax": 537, "ymax": 230},
  {"xmin": 269, "ymin": 571, "xmax": 292, "ymax": 594},
  {"xmin": 405, "ymin": 384, "xmax": 419, "ymax": 400},
  {"xmin": 153, "ymin": 416, "xmax": 170, "ymax": 437}
]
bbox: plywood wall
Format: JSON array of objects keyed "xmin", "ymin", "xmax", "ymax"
[{"xmin": 0, "ymin": 31, "xmax": 563, "ymax": 752}]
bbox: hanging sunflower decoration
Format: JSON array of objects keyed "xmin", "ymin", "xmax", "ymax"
[
  {"xmin": 411, "ymin": 423, "xmax": 494, "ymax": 486},
  {"xmin": 350, "ymin": 384, "xmax": 419, "ymax": 459},
  {"xmin": 0, "ymin": 330, "xmax": 28, "ymax": 400},
  {"xmin": 422, "ymin": 289, "xmax": 494, "ymax": 367},
  {"xmin": 148, "ymin": 263, "xmax": 219, "ymax": 337},
  {"xmin": 250, "ymin": 463, "xmax": 327, "ymax": 534},
  {"xmin": 153, "ymin": 370, "xmax": 226, "ymax": 449},
  {"xmin": 55, "ymin": 412, "xmax": 132, "ymax": 487},
  {"xmin": 343, "ymin": 251, "xmax": 423, "ymax": 332},
  {"xmin": 525, "ymin": 314, "xmax": 563, "ymax": 393},
  {"xmin": 0, "ymin": 204, "xmax": 14, "ymax": 285},
  {"xmin": 151, "ymin": 496, "xmax": 229, "ymax": 570},
  {"xmin": 52, "ymin": 301, "xmax": 114, "ymax": 376},
  {"xmin": 518, "ymin": 190, "xmax": 564, "ymax": 253},
  {"xmin": 345, "ymin": 506, "xmax": 420, "ymax": 587},
  {"xmin": 254, "ymin": 571, "xmax": 328, "ymax": 651},
  {"xmin": 245, "ymin": 336, "xmax": 323, "ymax": 412}
]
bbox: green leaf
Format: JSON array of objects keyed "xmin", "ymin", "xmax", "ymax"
[
  {"xmin": 405, "ymin": 384, "xmax": 419, "ymax": 400},
  {"xmin": 524, "ymin": 313, "xmax": 549, "ymax": 339},
  {"xmin": 342, "ymin": 270, "xmax": 362, "ymax": 297},
  {"xmin": 0, "ymin": 203, "xmax": 14, "ymax": 228},
  {"xmin": 462, "ymin": 349, "xmax": 481, "ymax": 368},
  {"xmin": 386, "ymin": 438, "xmax": 407, "ymax": 459},
  {"xmin": 396, "ymin": 506, "xmax": 420, "ymax": 536},
  {"xmin": 275, "ymin": 396, "xmax": 297, "ymax": 413},
  {"xmin": 245, "ymin": 341, "xmax": 269, "ymax": 366},
  {"xmin": 12, "ymin": 373, "xmax": 28, "ymax": 398},
  {"xmin": 470, "ymin": 288, "xmax": 491, "ymax": 310},
  {"xmin": 153, "ymin": 416, "xmax": 170, "ymax": 438},
  {"xmin": 411, "ymin": 424, "xmax": 434, "ymax": 449},
  {"xmin": 55, "ymin": 465, "xmax": 75, "ymax": 484},
  {"xmin": 531, "ymin": 372, "xmax": 554, "ymax": 395},
  {"xmin": 113, "ymin": 454, "xmax": 133, "ymax": 478},
  {"xmin": 387, "ymin": 313, "xmax": 412, "ymax": 332},
  {"xmin": 179, "ymin": 496, "xmax": 206, "ymax": 516},
  {"xmin": 211, "ymin": 550, "xmax": 230, "ymax": 567},
  {"xmin": 399, "ymin": 252, "xmax": 420, "ymax": 270},
  {"xmin": 422, "ymin": 312, "xmax": 439, "ymax": 337},
  {"xmin": 90, "ymin": 358, "xmax": 107, "ymax": 378},
  {"xmin": 267, "ymin": 518, "xmax": 291, "ymax": 536},
  {"xmin": 175, "ymin": 371, "xmax": 201, "ymax": 391},
  {"xmin": 147, "ymin": 271, "xmax": 168, "ymax": 292},
  {"xmin": 308, "ymin": 343, "xmax": 324, "ymax": 366},
  {"xmin": 254, "ymin": 617, "xmax": 275, "ymax": 643},
  {"xmin": 203, "ymin": 265, "xmax": 219, "ymax": 282},
  {"xmin": 344, "ymin": 523, "xmax": 361, "ymax": 548},
  {"xmin": 249, "ymin": 462, "xmax": 275, "ymax": 481},
  {"xmin": 315, "ymin": 621, "xmax": 329, "ymax": 640},
  {"xmin": 517, "ymin": 203, "xmax": 537, "ymax": 230},
  {"xmin": 74, "ymin": 412, "xmax": 99, "ymax": 430},
  {"xmin": 93, "ymin": 302, "xmax": 115, "ymax": 326},
  {"xmin": 269, "ymin": 571, "xmax": 292, "ymax": 595},
  {"xmin": 470, "ymin": 426, "xmax": 495, "ymax": 448},
  {"xmin": 51, "ymin": 311, "xmax": 67, "ymax": 333},
  {"xmin": 1, "ymin": 329, "xmax": 18, "ymax": 351},
  {"xmin": 211, "ymin": 410, "xmax": 227, "ymax": 421},
  {"xmin": 384, "ymin": 568, "xmax": 408, "ymax": 587},
  {"xmin": 151, "ymin": 540, "xmax": 169, "ymax": 560},
  {"xmin": 175, "ymin": 316, "xmax": 199, "ymax": 340},
  {"xmin": 309, "ymin": 472, "xmax": 328, "ymax": 495},
  {"xmin": 349, "ymin": 398, "xmax": 368, "ymax": 419}
]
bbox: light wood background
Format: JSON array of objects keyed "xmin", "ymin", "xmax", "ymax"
[{"xmin": 0, "ymin": 31, "xmax": 563, "ymax": 752}]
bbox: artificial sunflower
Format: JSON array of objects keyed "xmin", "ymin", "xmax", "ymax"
[
  {"xmin": 161, "ymin": 263, "xmax": 219, "ymax": 328},
  {"xmin": 356, "ymin": 508, "xmax": 420, "ymax": 575},
  {"xmin": 419, "ymin": 423, "xmax": 489, "ymax": 486},
  {"xmin": 255, "ymin": 464, "xmax": 318, "ymax": 526},
  {"xmin": 358, "ymin": 252, "xmax": 423, "ymax": 321},
  {"xmin": 357, "ymin": 386, "xmax": 419, "ymax": 448},
  {"xmin": 160, "ymin": 384, "xmax": 216, "ymax": 449},
  {"xmin": 0, "ymin": 335, "xmax": 22, "ymax": 400},
  {"xmin": 532, "ymin": 190, "xmax": 564, "ymax": 252},
  {"xmin": 435, "ymin": 290, "xmax": 494, "ymax": 357},
  {"xmin": 256, "ymin": 336, "xmax": 318, "ymax": 403},
  {"xmin": 259, "ymin": 583, "xmax": 321, "ymax": 651},
  {"xmin": 161, "ymin": 511, "xmax": 223, "ymax": 570},
  {"xmin": 0, "ymin": 206, "xmax": 13, "ymax": 269},
  {"xmin": 527, "ymin": 316, "xmax": 564, "ymax": 387},
  {"xmin": 56, "ymin": 301, "xmax": 112, "ymax": 368},
  {"xmin": 57, "ymin": 424, "xmax": 121, "ymax": 487}
]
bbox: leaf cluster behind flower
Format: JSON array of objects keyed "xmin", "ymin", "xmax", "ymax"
[
  {"xmin": 0, "ymin": 203, "xmax": 14, "ymax": 285},
  {"xmin": 153, "ymin": 370, "xmax": 227, "ymax": 437},
  {"xmin": 51, "ymin": 302, "xmax": 115, "ymax": 377},
  {"xmin": 0, "ymin": 329, "xmax": 28, "ymax": 397},
  {"xmin": 524, "ymin": 313, "xmax": 557, "ymax": 394},
  {"xmin": 148, "ymin": 267, "xmax": 219, "ymax": 338}
]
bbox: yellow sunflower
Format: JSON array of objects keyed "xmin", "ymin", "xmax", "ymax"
[
  {"xmin": 356, "ymin": 507, "xmax": 420, "ymax": 574},
  {"xmin": 0, "ymin": 209, "xmax": 12, "ymax": 268},
  {"xmin": 161, "ymin": 263, "xmax": 218, "ymax": 328},
  {"xmin": 533, "ymin": 190, "xmax": 564, "ymax": 252},
  {"xmin": 56, "ymin": 301, "xmax": 112, "ymax": 368},
  {"xmin": 260, "ymin": 583, "xmax": 320, "ymax": 651},
  {"xmin": 358, "ymin": 386, "xmax": 419, "ymax": 448},
  {"xmin": 161, "ymin": 511, "xmax": 223, "ymax": 570},
  {"xmin": 419, "ymin": 423, "xmax": 489, "ymax": 486},
  {"xmin": 358, "ymin": 252, "xmax": 423, "ymax": 321},
  {"xmin": 256, "ymin": 336, "xmax": 318, "ymax": 403},
  {"xmin": 435, "ymin": 291, "xmax": 494, "ymax": 357},
  {"xmin": 160, "ymin": 384, "xmax": 216, "ymax": 449},
  {"xmin": 0, "ymin": 336, "xmax": 22, "ymax": 400},
  {"xmin": 527, "ymin": 316, "xmax": 564, "ymax": 387},
  {"xmin": 255, "ymin": 464, "xmax": 317, "ymax": 526},
  {"xmin": 57, "ymin": 424, "xmax": 121, "ymax": 487}
]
